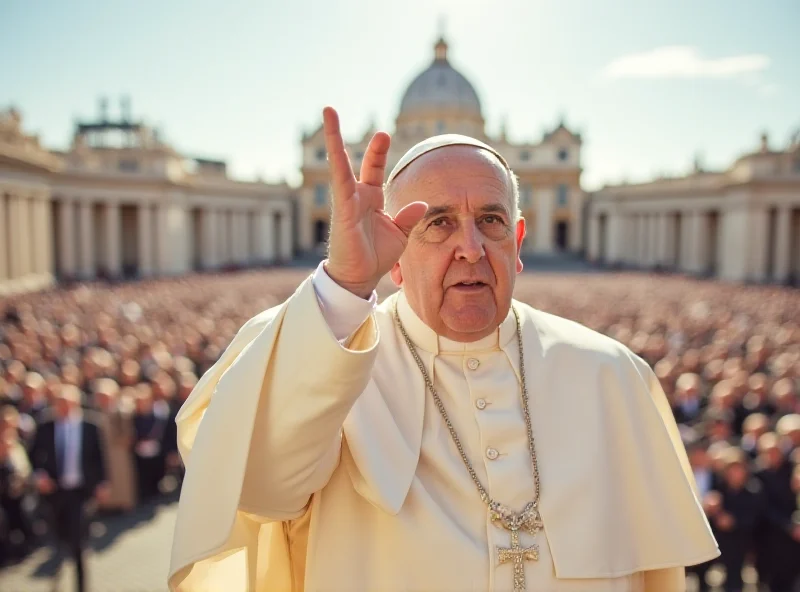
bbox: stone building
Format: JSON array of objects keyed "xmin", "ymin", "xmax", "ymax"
[
  {"xmin": 0, "ymin": 101, "xmax": 294, "ymax": 295},
  {"xmin": 587, "ymin": 132, "xmax": 800, "ymax": 284},
  {"xmin": 298, "ymin": 37, "xmax": 585, "ymax": 255}
]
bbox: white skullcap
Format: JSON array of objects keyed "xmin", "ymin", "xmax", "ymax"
[{"xmin": 386, "ymin": 134, "xmax": 510, "ymax": 185}]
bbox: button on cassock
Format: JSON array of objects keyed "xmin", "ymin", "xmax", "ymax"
[
  {"xmin": 467, "ymin": 358, "xmax": 480, "ymax": 370},
  {"xmin": 486, "ymin": 447, "xmax": 499, "ymax": 460},
  {"xmin": 475, "ymin": 398, "xmax": 487, "ymax": 410}
]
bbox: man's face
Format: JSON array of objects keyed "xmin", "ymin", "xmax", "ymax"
[
  {"xmin": 389, "ymin": 147, "xmax": 525, "ymax": 341},
  {"xmin": 689, "ymin": 448, "xmax": 709, "ymax": 469},
  {"xmin": 725, "ymin": 463, "xmax": 748, "ymax": 489},
  {"xmin": 763, "ymin": 447, "xmax": 783, "ymax": 468},
  {"xmin": 54, "ymin": 397, "xmax": 72, "ymax": 419}
]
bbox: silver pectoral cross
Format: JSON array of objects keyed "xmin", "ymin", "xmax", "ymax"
[{"xmin": 491, "ymin": 501, "xmax": 543, "ymax": 592}]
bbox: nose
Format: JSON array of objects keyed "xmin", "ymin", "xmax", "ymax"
[{"xmin": 454, "ymin": 219, "xmax": 485, "ymax": 263}]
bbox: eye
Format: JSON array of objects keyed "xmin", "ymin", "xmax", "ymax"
[
  {"xmin": 482, "ymin": 215, "xmax": 504, "ymax": 225},
  {"xmin": 429, "ymin": 217, "xmax": 449, "ymax": 227}
]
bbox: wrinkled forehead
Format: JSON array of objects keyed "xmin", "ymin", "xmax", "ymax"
[{"xmin": 385, "ymin": 146, "xmax": 511, "ymax": 212}]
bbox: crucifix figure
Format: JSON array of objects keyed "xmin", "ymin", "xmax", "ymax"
[{"xmin": 497, "ymin": 528, "xmax": 539, "ymax": 592}]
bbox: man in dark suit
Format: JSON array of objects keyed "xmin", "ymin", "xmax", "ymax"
[
  {"xmin": 710, "ymin": 448, "xmax": 767, "ymax": 592},
  {"xmin": 30, "ymin": 384, "xmax": 109, "ymax": 592}
]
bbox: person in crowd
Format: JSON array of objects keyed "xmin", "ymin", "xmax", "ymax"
[
  {"xmin": 132, "ymin": 387, "xmax": 167, "ymax": 502},
  {"xmin": 92, "ymin": 378, "xmax": 137, "ymax": 512},
  {"xmin": 29, "ymin": 385, "xmax": 109, "ymax": 592},
  {"xmin": 709, "ymin": 448, "xmax": 767, "ymax": 592},
  {"xmin": 754, "ymin": 432, "xmax": 799, "ymax": 591},
  {"xmin": 0, "ymin": 428, "xmax": 34, "ymax": 562}
]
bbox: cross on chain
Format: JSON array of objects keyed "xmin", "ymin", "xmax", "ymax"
[
  {"xmin": 497, "ymin": 528, "xmax": 539, "ymax": 592},
  {"xmin": 491, "ymin": 502, "xmax": 543, "ymax": 592}
]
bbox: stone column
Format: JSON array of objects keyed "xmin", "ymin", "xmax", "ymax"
[
  {"xmin": 138, "ymin": 204, "xmax": 153, "ymax": 277},
  {"xmin": 569, "ymin": 189, "xmax": 583, "ymax": 251},
  {"xmin": 772, "ymin": 206, "xmax": 791, "ymax": 283},
  {"xmin": 30, "ymin": 198, "xmax": 41, "ymax": 276},
  {"xmin": 7, "ymin": 195, "xmax": 19, "ymax": 278},
  {"xmin": 201, "ymin": 208, "xmax": 218, "ymax": 269},
  {"xmin": 18, "ymin": 195, "xmax": 33, "ymax": 278},
  {"xmin": 155, "ymin": 205, "xmax": 169, "ymax": 274},
  {"xmin": 29, "ymin": 198, "xmax": 42, "ymax": 275},
  {"xmin": 105, "ymin": 202, "xmax": 122, "ymax": 277},
  {"xmin": 228, "ymin": 211, "xmax": 238, "ymax": 262},
  {"xmin": 59, "ymin": 198, "xmax": 76, "ymax": 277},
  {"xmin": 633, "ymin": 215, "xmax": 645, "ymax": 266},
  {"xmin": 687, "ymin": 211, "xmax": 707, "ymax": 274},
  {"xmin": 0, "ymin": 192, "xmax": 7, "ymax": 281},
  {"xmin": 281, "ymin": 208, "xmax": 292, "ymax": 260},
  {"xmin": 535, "ymin": 188, "xmax": 553, "ymax": 253},
  {"xmin": 679, "ymin": 212, "xmax": 692, "ymax": 271},
  {"xmin": 260, "ymin": 208, "xmax": 276, "ymax": 262},
  {"xmin": 39, "ymin": 196, "xmax": 54, "ymax": 277},
  {"xmin": 646, "ymin": 215, "xmax": 657, "ymax": 267},
  {"xmin": 620, "ymin": 214, "xmax": 632, "ymax": 265},
  {"xmin": 656, "ymin": 214, "xmax": 670, "ymax": 267},
  {"xmin": 244, "ymin": 211, "xmax": 254, "ymax": 264},
  {"xmin": 605, "ymin": 213, "xmax": 621, "ymax": 263},
  {"xmin": 236, "ymin": 211, "xmax": 248, "ymax": 263},
  {"xmin": 217, "ymin": 210, "xmax": 229, "ymax": 265},
  {"xmin": 748, "ymin": 207, "xmax": 769, "ymax": 282},
  {"xmin": 78, "ymin": 200, "xmax": 94, "ymax": 278},
  {"xmin": 719, "ymin": 207, "xmax": 747, "ymax": 281},
  {"xmin": 298, "ymin": 190, "xmax": 312, "ymax": 253},
  {"xmin": 587, "ymin": 213, "xmax": 600, "ymax": 260}
]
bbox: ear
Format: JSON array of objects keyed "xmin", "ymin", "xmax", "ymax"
[
  {"xmin": 390, "ymin": 261, "xmax": 403, "ymax": 287},
  {"xmin": 514, "ymin": 218, "xmax": 527, "ymax": 274}
]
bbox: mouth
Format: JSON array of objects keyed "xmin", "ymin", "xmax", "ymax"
[{"xmin": 450, "ymin": 281, "xmax": 489, "ymax": 291}]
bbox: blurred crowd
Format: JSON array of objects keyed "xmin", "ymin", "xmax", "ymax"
[{"xmin": 0, "ymin": 268, "xmax": 798, "ymax": 591}]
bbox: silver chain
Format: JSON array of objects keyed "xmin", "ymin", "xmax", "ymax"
[{"xmin": 393, "ymin": 300, "xmax": 541, "ymax": 509}]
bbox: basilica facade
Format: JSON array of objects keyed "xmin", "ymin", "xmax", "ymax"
[
  {"xmin": 0, "ymin": 103, "xmax": 294, "ymax": 296},
  {"xmin": 298, "ymin": 37, "xmax": 585, "ymax": 256},
  {"xmin": 587, "ymin": 132, "xmax": 800, "ymax": 284}
]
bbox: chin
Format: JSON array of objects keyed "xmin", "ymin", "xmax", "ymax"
[{"xmin": 441, "ymin": 303, "xmax": 497, "ymax": 335}]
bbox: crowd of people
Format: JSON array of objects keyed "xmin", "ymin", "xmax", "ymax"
[{"xmin": 0, "ymin": 267, "xmax": 798, "ymax": 591}]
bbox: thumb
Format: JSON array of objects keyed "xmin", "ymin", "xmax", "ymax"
[{"xmin": 392, "ymin": 201, "xmax": 428, "ymax": 236}]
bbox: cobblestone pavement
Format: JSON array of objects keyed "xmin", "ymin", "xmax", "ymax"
[{"xmin": 0, "ymin": 499, "xmax": 178, "ymax": 592}]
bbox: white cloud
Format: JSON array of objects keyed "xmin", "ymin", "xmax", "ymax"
[{"xmin": 601, "ymin": 46, "xmax": 770, "ymax": 80}]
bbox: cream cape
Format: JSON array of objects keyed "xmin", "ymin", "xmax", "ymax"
[{"xmin": 168, "ymin": 277, "xmax": 719, "ymax": 590}]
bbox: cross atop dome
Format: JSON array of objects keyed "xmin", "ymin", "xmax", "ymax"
[{"xmin": 435, "ymin": 16, "xmax": 448, "ymax": 61}]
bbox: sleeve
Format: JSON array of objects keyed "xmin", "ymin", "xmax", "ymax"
[
  {"xmin": 169, "ymin": 277, "xmax": 380, "ymax": 591},
  {"xmin": 175, "ymin": 276, "xmax": 379, "ymax": 522},
  {"xmin": 311, "ymin": 260, "xmax": 376, "ymax": 342}
]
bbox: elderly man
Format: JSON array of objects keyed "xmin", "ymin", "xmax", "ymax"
[{"xmin": 169, "ymin": 107, "xmax": 718, "ymax": 592}]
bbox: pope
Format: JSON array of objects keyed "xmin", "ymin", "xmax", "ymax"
[{"xmin": 168, "ymin": 107, "xmax": 719, "ymax": 591}]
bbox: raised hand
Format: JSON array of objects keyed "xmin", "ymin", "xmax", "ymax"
[{"xmin": 322, "ymin": 107, "xmax": 427, "ymax": 298}]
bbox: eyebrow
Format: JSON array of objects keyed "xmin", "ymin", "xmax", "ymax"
[{"xmin": 422, "ymin": 203, "xmax": 510, "ymax": 221}]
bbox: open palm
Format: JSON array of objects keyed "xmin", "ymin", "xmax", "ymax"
[{"xmin": 323, "ymin": 107, "xmax": 427, "ymax": 297}]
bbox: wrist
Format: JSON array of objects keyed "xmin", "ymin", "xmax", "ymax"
[{"xmin": 323, "ymin": 261, "xmax": 376, "ymax": 300}]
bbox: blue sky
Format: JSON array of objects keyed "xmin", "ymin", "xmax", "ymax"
[{"xmin": 2, "ymin": 0, "xmax": 798, "ymax": 190}]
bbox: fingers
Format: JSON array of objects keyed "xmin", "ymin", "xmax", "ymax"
[
  {"xmin": 360, "ymin": 131, "xmax": 391, "ymax": 187},
  {"xmin": 392, "ymin": 201, "xmax": 428, "ymax": 236},
  {"xmin": 322, "ymin": 107, "xmax": 356, "ymax": 202}
]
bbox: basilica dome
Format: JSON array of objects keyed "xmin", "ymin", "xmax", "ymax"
[
  {"xmin": 398, "ymin": 38, "xmax": 483, "ymax": 119},
  {"xmin": 393, "ymin": 38, "xmax": 486, "ymax": 139}
]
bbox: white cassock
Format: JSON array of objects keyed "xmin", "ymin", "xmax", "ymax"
[{"xmin": 168, "ymin": 264, "xmax": 719, "ymax": 591}]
